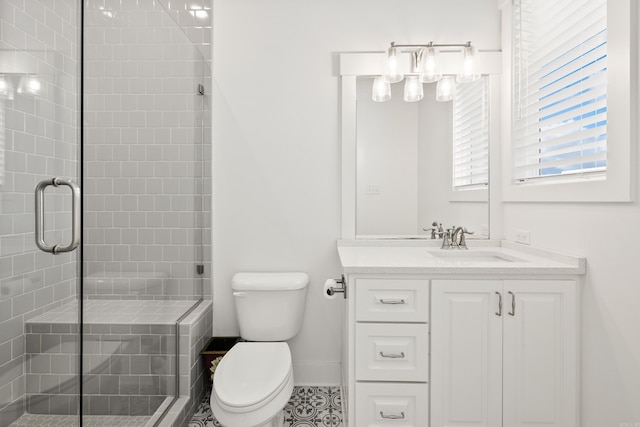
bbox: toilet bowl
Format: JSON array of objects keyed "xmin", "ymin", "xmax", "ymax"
[
  {"xmin": 211, "ymin": 342, "xmax": 294, "ymax": 427},
  {"xmin": 210, "ymin": 272, "xmax": 309, "ymax": 427}
]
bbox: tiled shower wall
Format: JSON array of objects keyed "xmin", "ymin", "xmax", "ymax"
[
  {"xmin": 0, "ymin": 1, "xmax": 80, "ymax": 425},
  {"xmin": 83, "ymin": 0, "xmax": 212, "ymax": 300}
]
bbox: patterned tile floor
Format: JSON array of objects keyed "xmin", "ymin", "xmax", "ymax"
[{"xmin": 189, "ymin": 386, "xmax": 343, "ymax": 427}]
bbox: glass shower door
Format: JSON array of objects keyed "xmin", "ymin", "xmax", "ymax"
[{"xmin": 0, "ymin": 0, "xmax": 82, "ymax": 425}]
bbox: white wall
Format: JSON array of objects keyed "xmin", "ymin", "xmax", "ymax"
[{"xmin": 212, "ymin": 0, "xmax": 501, "ymax": 384}]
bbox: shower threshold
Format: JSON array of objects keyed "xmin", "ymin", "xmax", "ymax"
[{"xmin": 9, "ymin": 413, "xmax": 150, "ymax": 427}]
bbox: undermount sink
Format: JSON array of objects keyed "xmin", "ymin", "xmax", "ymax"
[{"xmin": 430, "ymin": 250, "xmax": 525, "ymax": 263}]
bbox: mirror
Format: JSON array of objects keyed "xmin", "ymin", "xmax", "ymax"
[
  {"xmin": 340, "ymin": 52, "xmax": 501, "ymax": 240},
  {"xmin": 356, "ymin": 77, "xmax": 488, "ymax": 238}
]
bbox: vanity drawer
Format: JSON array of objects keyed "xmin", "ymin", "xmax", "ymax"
[
  {"xmin": 355, "ymin": 382, "xmax": 429, "ymax": 427},
  {"xmin": 355, "ymin": 323, "xmax": 429, "ymax": 382},
  {"xmin": 355, "ymin": 278, "xmax": 429, "ymax": 322}
]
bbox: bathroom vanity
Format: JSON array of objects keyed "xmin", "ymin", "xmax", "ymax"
[{"xmin": 337, "ymin": 240, "xmax": 585, "ymax": 427}]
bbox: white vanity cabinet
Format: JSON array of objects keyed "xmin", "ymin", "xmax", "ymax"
[
  {"xmin": 338, "ymin": 242, "xmax": 585, "ymax": 427},
  {"xmin": 430, "ymin": 279, "xmax": 578, "ymax": 427}
]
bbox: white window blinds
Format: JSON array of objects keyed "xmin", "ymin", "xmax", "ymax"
[
  {"xmin": 512, "ymin": 0, "xmax": 607, "ymax": 183},
  {"xmin": 453, "ymin": 77, "xmax": 489, "ymax": 189}
]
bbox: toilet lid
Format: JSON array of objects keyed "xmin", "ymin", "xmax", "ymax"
[{"xmin": 214, "ymin": 342, "xmax": 292, "ymax": 409}]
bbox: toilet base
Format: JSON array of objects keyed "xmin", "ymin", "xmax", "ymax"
[{"xmin": 214, "ymin": 407, "xmax": 285, "ymax": 427}]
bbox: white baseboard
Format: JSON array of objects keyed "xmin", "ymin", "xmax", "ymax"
[{"xmin": 293, "ymin": 361, "xmax": 342, "ymax": 385}]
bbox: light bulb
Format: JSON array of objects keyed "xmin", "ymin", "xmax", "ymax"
[
  {"xmin": 383, "ymin": 47, "xmax": 404, "ymax": 83},
  {"xmin": 436, "ymin": 76, "xmax": 456, "ymax": 102},
  {"xmin": 372, "ymin": 76, "xmax": 391, "ymax": 102},
  {"xmin": 419, "ymin": 47, "xmax": 442, "ymax": 83},
  {"xmin": 456, "ymin": 46, "xmax": 480, "ymax": 83},
  {"xmin": 403, "ymin": 76, "xmax": 423, "ymax": 102}
]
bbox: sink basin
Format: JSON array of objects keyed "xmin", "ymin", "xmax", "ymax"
[{"xmin": 430, "ymin": 251, "xmax": 525, "ymax": 263}]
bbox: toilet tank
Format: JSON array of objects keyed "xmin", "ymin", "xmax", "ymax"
[{"xmin": 232, "ymin": 272, "xmax": 309, "ymax": 341}]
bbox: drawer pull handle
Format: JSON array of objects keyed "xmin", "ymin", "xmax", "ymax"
[
  {"xmin": 379, "ymin": 351, "xmax": 405, "ymax": 358},
  {"xmin": 379, "ymin": 298, "xmax": 406, "ymax": 305},
  {"xmin": 380, "ymin": 411, "xmax": 405, "ymax": 420}
]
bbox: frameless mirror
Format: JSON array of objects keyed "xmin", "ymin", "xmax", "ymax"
[{"xmin": 340, "ymin": 52, "xmax": 501, "ymax": 240}]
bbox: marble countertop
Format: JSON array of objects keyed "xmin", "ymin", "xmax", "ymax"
[{"xmin": 337, "ymin": 239, "xmax": 586, "ymax": 275}]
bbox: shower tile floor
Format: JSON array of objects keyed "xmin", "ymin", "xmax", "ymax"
[
  {"xmin": 189, "ymin": 386, "xmax": 343, "ymax": 427},
  {"xmin": 9, "ymin": 414, "xmax": 149, "ymax": 426}
]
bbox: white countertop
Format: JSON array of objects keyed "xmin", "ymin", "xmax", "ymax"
[{"xmin": 337, "ymin": 239, "xmax": 586, "ymax": 275}]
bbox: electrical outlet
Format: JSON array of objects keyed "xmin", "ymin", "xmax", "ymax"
[{"xmin": 514, "ymin": 229, "xmax": 531, "ymax": 245}]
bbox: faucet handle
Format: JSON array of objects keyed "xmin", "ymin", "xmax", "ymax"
[
  {"xmin": 422, "ymin": 227, "xmax": 437, "ymax": 239},
  {"xmin": 458, "ymin": 227, "xmax": 475, "ymax": 249}
]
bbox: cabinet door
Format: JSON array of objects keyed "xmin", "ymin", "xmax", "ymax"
[
  {"xmin": 431, "ymin": 280, "xmax": 503, "ymax": 427},
  {"xmin": 503, "ymin": 280, "xmax": 577, "ymax": 427}
]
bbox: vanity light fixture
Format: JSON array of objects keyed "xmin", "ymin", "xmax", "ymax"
[
  {"xmin": 372, "ymin": 76, "xmax": 391, "ymax": 102},
  {"xmin": 374, "ymin": 41, "xmax": 479, "ymax": 103},
  {"xmin": 435, "ymin": 76, "xmax": 456, "ymax": 102},
  {"xmin": 456, "ymin": 45, "xmax": 481, "ymax": 83},
  {"xmin": 419, "ymin": 45, "xmax": 442, "ymax": 83},
  {"xmin": 383, "ymin": 46, "xmax": 404, "ymax": 83},
  {"xmin": 404, "ymin": 76, "xmax": 424, "ymax": 102}
]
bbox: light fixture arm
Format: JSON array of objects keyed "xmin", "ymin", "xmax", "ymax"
[
  {"xmin": 390, "ymin": 41, "xmax": 475, "ymax": 73},
  {"xmin": 390, "ymin": 41, "xmax": 472, "ymax": 50}
]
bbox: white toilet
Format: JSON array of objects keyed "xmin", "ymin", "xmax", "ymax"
[{"xmin": 211, "ymin": 272, "xmax": 309, "ymax": 427}]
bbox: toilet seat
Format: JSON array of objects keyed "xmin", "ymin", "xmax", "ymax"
[{"xmin": 213, "ymin": 342, "xmax": 292, "ymax": 412}]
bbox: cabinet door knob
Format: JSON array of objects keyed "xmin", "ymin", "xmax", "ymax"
[
  {"xmin": 380, "ymin": 411, "xmax": 405, "ymax": 420},
  {"xmin": 379, "ymin": 351, "xmax": 405, "ymax": 358},
  {"xmin": 495, "ymin": 291, "xmax": 502, "ymax": 316},
  {"xmin": 508, "ymin": 291, "xmax": 516, "ymax": 316}
]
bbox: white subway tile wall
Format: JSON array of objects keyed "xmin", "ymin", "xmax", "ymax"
[{"xmin": 83, "ymin": 0, "xmax": 211, "ymax": 300}]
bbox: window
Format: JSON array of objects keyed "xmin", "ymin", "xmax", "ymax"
[
  {"xmin": 503, "ymin": 0, "xmax": 632, "ymax": 202},
  {"xmin": 453, "ymin": 77, "xmax": 489, "ymax": 190},
  {"xmin": 512, "ymin": 0, "xmax": 607, "ymax": 183}
]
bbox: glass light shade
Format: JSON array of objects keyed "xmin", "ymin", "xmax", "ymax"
[
  {"xmin": 383, "ymin": 47, "xmax": 404, "ymax": 83},
  {"xmin": 17, "ymin": 75, "xmax": 41, "ymax": 95},
  {"xmin": 419, "ymin": 47, "xmax": 442, "ymax": 83},
  {"xmin": 456, "ymin": 46, "xmax": 480, "ymax": 83},
  {"xmin": 0, "ymin": 75, "xmax": 14, "ymax": 100},
  {"xmin": 403, "ymin": 76, "xmax": 424, "ymax": 102},
  {"xmin": 372, "ymin": 76, "xmax": 391, "ymax": 102},
  {"xmin": 436, "ymin": 76, "xmax": 456, "ymax": 102}
]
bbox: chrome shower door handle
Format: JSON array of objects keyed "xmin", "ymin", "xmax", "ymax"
[{"xmin": 35, "ymin": 177, "xmax": 80, "ymax": 254}]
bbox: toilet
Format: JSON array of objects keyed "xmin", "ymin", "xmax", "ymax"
[{"xmin": 211, "ymin": 272, "xmax": 309, "ymax": 427}]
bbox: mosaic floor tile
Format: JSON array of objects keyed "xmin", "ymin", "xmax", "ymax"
[{"xmin": 189, "ymin": 386, "xmax": 342, "ymax": 427}]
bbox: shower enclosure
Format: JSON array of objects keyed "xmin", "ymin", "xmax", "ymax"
[{"xmin": 0, "ymin": 1, "xmax": 211, "ymax": 426}]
